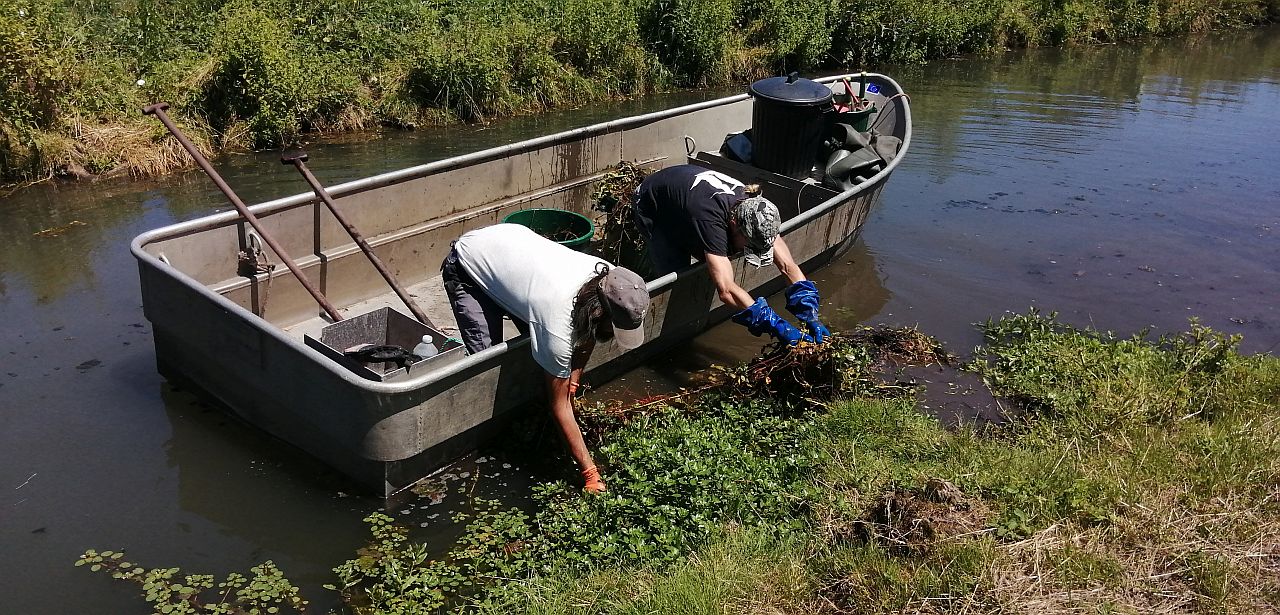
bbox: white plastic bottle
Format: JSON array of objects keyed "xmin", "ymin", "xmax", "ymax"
[{"xmin": 413, "ymin": 335, "xmax": 438, "ymax": 359}]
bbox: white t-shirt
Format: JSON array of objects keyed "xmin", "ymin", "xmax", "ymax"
[{"xmin": 454, "ymin": 223, "xmax": 607, "ymax": 378}]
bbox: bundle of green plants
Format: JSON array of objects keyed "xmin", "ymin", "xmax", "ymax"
[{"xmin": 590, "ymin": 161, "xmax": 654, "ymax": 275}]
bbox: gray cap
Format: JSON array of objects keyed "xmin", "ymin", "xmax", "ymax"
[
  {"xmin": 734, "ymin": 195, "xmax": 780, "ymax": 267},
  {"xmin": 599, "ymin": 266, "xmax": 649, "ymax": 349}
]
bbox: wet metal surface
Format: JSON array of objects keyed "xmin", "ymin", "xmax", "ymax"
[{"xmin": 2, "ymin": 27, "xmax": 1278, "ymax": 613}]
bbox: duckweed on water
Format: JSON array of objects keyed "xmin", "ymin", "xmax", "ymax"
[{"xmin": 78, "ymin": 313, "xmax": 1280, "ymax": 613}]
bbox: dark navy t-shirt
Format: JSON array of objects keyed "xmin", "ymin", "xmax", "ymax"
[{"xmin": 633, "ymin": 165, "xmax": 746, "ymax": 258}]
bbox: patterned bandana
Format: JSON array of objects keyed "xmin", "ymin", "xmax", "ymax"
[{"xmin": 734, "ymin": 195, "xmax": 780, "ymax": 267}]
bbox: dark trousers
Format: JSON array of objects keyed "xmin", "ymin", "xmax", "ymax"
[
  {"xmin": 631, "ymin": 190, "xmax": 696, "ymax": 277},
  {"xmin": 440, "ymin": 247, "xmax": 528, "ymax": 354}
]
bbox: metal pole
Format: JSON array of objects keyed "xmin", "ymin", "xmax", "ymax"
[
  {"xmin": 141, "ymin": 103, "xmax": 343, "ymax": 322},
  {"xmin": 282, "ymin": 151, "xmax": 436, "ymax": 328}
]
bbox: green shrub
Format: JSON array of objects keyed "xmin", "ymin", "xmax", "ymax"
[
  {"xmin": 401, "ymin": 23, "xmax": 516, "ymax": 122},
  {"xmin": 4, "ymin": 0, "xmax": 1276, "ymax": 182},
  {"xmin": 201, "ymin": 1, "xmax": 360, "ymax": 146},
  {"xmin": 744, "ymin": 0, "xmax": 835, "ymax": 69},
  {"xmin": 0, "ymin": 0, "xmax": 81, "ymax": 127},
  {"xmin": 831, "ymin": 0, "xmax": 1004, "ymax": 66},
  {"xmin": 641, "ymin": 0, "xmax": 740, "ymax": 85},
  {"xmin": 550, "ymin": 0, "xmax": 641, "ymax": 76}
]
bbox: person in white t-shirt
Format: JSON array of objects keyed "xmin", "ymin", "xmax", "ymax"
[{"xmin": 441, "ymin": 223, "xmax": 650, "ymax": 493}]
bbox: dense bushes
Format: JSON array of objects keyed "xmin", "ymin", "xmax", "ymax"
[{"xmin": 1, "ymin": 0, "xmax": 1273, "ymax": 182}]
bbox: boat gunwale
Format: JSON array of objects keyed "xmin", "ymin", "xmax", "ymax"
[{"xmin": 129, "ymin": 73, "xmax": 912, "ymax": 395}]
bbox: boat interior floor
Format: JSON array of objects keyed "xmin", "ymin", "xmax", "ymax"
[{"xmin": 281, "ymin": 274, "xmax": 523, "ymax": 346}]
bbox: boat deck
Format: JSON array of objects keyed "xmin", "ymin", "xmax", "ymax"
[{"xmin": 281, "ymin": 274, "xmax": 524, "ymax": 345}]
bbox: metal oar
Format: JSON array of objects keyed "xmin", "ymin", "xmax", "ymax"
[
  {"xmin": 142, "ymin": 102, "xmax": 344, "ymax": 322},
  {"xmin": 281, "ymin": 150, "xmax": 435, "ymax": 328}
]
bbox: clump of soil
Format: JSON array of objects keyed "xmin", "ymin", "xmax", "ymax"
[{"xmin": 860, "ymin": 478, "xmax": 990, "ymax": 556}]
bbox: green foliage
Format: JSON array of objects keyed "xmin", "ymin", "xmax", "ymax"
[
  {"xmin": 3, "ymin": 0, "xmax": 1276, "ymax": 181},
  {"xmin": 0, "ymin": 0, "xmax": 76, "ymax": 127},
  {"xmin": 75, "ymin": 549, "xmax": 308, "ymax": 614},
  {"xmin": 473, "ymin": 527, "xmax": 815, "ymax": 613},
  {"xmin": 1054, "ymin": 544, "xmax": 1125, "ymax": 588},
  {"xmin": 200, "ymin": 1, "xmax": 361, "ymax": 146},
  {"xmin": 526, "ymin": 397, "xmax": 819, "ymax": 569},
  {"xmin": 332, "ymin": 396, "xmax": 822, "ymax": 611},
  {"xmin": 331, "ymin": 508, "xmax": 534, "ymax": 614},
  {"xmin": 78, "ymin": 314, "xmax": 1280, "ymax": 612},
  {"xmin": 401, "ymin": 16, "xmax": 592, "ymax": 122},
  {"xmin": 641, "ymin": 0, "xmax": 741, "ymax": 85},
  {"xmin": 548, "ymin": 0, "xmax": 647, "ymax": 80},
  {"xmin": 831, "ymin": 0, "xmax": 1007, "ymax": 65},
  {"xmin": 817, "ymin": 539, "xmax": 996, "ymax": 611},
  {"xmin": 748, "ymin": 0, "xmax": 836, "ymax": 68},
  {"xmin": 973, "ymin": 310, "xmax": 1246, "ymax": 427}
]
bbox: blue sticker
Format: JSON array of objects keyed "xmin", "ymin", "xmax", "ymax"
[{"xmin": 867, "ymin": 83, "xmax": 881, "ymax": 94}]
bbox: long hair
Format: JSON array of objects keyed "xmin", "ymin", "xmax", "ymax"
[{"xmin": 569, "ymin": 264, "xmax": 613, "ymax": 369}]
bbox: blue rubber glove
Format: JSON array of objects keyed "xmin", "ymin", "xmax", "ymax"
[
  {"xmin": 784, "ymin": 280, "xmax": 831, "ymax": 343},
  {"xmin": 731, "ymin": 297, "xmax": 812, "ymax": 346}
]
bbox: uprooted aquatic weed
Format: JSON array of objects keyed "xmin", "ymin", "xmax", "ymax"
[
  {"xmin": 591, "ymin": 161, "xmax": 653, "ymax": 275},
  {"xmin": 577, "ymin": 325, "xmax": 949, "ymax": 442}
]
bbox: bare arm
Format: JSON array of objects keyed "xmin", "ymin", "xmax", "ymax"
[
  {"xmin": 545, "ymin": 369, "xmax": 596, "ymax": 472},
  {"xmin": 772, "ymin": 236, "xmax": 806, "ymax": 285},
  {"xmin": 706, "ymin": 253, "xmax": 754, "ymax": 310}
]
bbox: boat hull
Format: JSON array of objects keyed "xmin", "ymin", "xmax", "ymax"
[{"xmin": 133, "ymin": 74, "xmax": 911, "ymax": 496}]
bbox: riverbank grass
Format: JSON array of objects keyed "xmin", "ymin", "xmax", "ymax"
[
  {"xmin": 77, "ymin": 312, "xmax": 1279, "ymax": 613},
  {"xmin": 467, "ymin": 313, "xmax": 1279, "ymax": 613},
  {"xmin": 5, "ymin": 0, "xmax": 1277, "ymax": 185}
]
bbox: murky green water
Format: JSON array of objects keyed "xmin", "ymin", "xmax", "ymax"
[{"xmin": 2, "ymin": 27, "xmax": 1277, "ymax": 613}]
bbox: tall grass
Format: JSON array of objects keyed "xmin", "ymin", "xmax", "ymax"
[{"xmin": 2, "ymin": 0, "xmax": 1274, "ymax": 183}]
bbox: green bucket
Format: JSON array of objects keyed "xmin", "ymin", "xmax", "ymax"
[
  {"xmin": 835, "ymin": 104, "xmax": 878, "ymax": 132},
  {"xmin": 502, "ymin": 208, "xmax": 595, "ymax": 250}
]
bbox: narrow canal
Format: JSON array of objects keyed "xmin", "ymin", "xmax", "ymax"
[{"xmin": 1, "ymin": 26, "xmax": 1277, "ymax": 613}]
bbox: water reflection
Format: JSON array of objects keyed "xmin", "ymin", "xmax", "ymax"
[{"xmin": 867, "ymin": 27, "xmax": 1280, "ymax": 353}]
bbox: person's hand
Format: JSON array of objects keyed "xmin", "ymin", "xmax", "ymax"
[
  {"xmin": 731, "ymin": 297, "xmax": 814, "ymax": 346},
  {"xmin": 784, "ymin": 280, "xmax": 831, "ymax": 343},
  {"xmin": 582, "ymin": 465, "xmax": 607, "ymax": 493}
]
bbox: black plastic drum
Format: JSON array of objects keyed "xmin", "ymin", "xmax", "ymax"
[{"xmin": 748, "ymin": 74, "xmax": 834, "ymax": 179}]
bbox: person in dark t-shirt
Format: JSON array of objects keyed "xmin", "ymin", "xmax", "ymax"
[{"xmin": 632, "ymin": 164, "xmax": 831, "ymax": 345}]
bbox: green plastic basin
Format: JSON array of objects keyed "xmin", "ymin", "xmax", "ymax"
[{"xmin": 502, "ymin": 208, "xmax": 595, "ymax": 250}]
